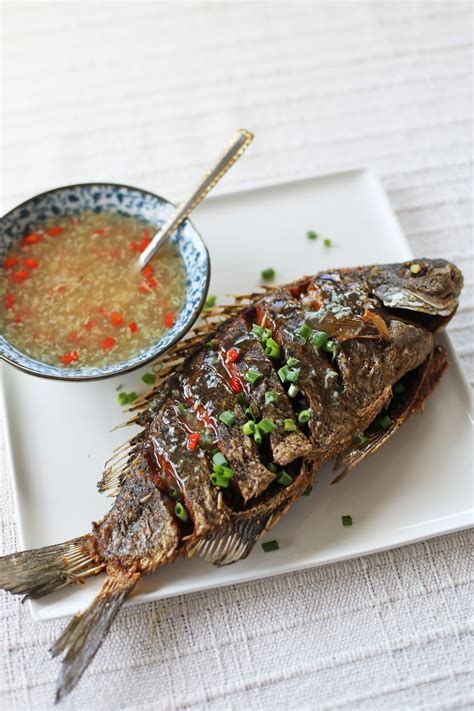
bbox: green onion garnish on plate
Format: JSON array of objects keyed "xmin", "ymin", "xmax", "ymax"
[
  {"xmin": 323, "ymin": 238, "xmax": 332, "ymax": 247},
  {"xmin": 310, "ymin": 330, "xmax": 329, "ymax": 348},
  {"xmin": 298, "ymin": 409, "xmax": 312, "ymax": 424},
  {"xmin": 302, "ymin": 485, "xmax": 313, "ymax": 496},
  {"xmin": 265, "ymin": 337, "xmax": 281, "ymax": 359},
  {"xmin": 283, "ymin": 419, "xmax": 297, "ymax": 432},
  {"xmin": 258, "ymin": 418, "xmax": 277, "ymax": 434},
  {"xmin": 288, "ymin": 384, "xmax": 300, "ymax": 398},
  {"xmin": 204, "ymin": 294, "xmax": 217, "ymax": 309},
  {"xmin": 117, "ymin": 392, "xmax": 128, "ymax": 406},
  {"xmin": 306, "ymin": 230, "xmax": 318, "ymax": 240},
  {"xmin": 261, "ymin": 540, "xmax": 279, "ymax": 552},
  {"xmin": 297, "ymin": 323, "xmax": 312, "ymax": 341},
  {"xmin": 355, "ymin": 432, "xmax": 368, "ymax": 445},
  {"xmin": 261, "ymin": 267, "xmax": 275, "ymax": 281},
  {"xmin": 126, "ymin": 392, "xmax": 137, "ymax": 403},
  {"xmin": 141, "ymin": 372, "xmax": 156, "ymax": 385},
  {"xmin": 212, "ymin": 452, "xmax": 227, "ymax": 466},
  {"xmin": 342, "ymin": 515, "xmax": 352, "ymax": 527}
]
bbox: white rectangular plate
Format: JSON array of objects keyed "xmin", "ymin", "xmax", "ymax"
[{"xmin": 2, "ymin": 169, "xmax": 472, "ymax": 621}]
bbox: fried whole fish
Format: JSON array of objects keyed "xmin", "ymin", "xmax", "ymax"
[{"xmin": 0, "ymin": 258, "xmax": 463, "ymax": 701}]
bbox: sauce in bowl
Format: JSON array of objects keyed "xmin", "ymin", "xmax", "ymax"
[{"xmin": 1, "ymin": 211, "xmax": 187, "ymax": 368}]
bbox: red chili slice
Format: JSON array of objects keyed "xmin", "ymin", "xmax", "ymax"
[
  {"xmin": 226, "ymin": 349, "xmax": 239, "ymax": 363},
  {"xmin": 229, "ymin": 376, "xmax": 242, "ymax": 393},
  {"xmin": 23, "ymin": 258, "xmax": 39, "ymax": 269},
  {"xmin": 84, "ymin": 319, "xmax": 95, "ymax": 330},
  {"xmin": 67, "ymin": 332, "xmax": 80, "ymax": 343},
  {"xmin": 14, "ymin": 315, "xmax": 23, "ymax": 324},
  {"xmin": 138, "ymin": 284, "xmax": 149, "ymax": 295},
  {"xmin": 5, "ymin": 293, "xmax": 14, "ymax": 309},
  {"xmin": 110, "ymin": 312, "xmax": 123, "ymax": 327},
  {"xmin": 94, "ymin": 228, "xmax": 106, "ymax": 236},
  {"xmin": 23, "ymin": 233, "xmax": 41, "ymax": 244},
  {"xmin": 128, "ymin": 322, "xmax": 138, "ymax": 333},
  {"xmin": 3, "ymin": 256, "xmax": 18, "ymax": 269},
  {"xmin": 101, "ymin": 337, "xmax": 116, "ymax": 350},
  {"xmin": 47, "ymin": 227, "xmax": 64, "ymax": 235},
  {"xmin": 129, "ymin": 241, "xmax": 139, "ymax": 253},
  {"xmin": 60, "ymin": 351, "xmax": 79, "ymax": 365},
  {"xmin": 188, "ymin": 433, "xmax": 200, "ymax": 451},
  {"xmin": 164, "ymin": 311, "xmax": 175, "ymax": 328},
  {"xmin": 12, "ymin": 271, "xmax": 28, "ymax": 282},
  {"xmin": 97, "ymin": 306, "xmax": 107, "ymax": 314},
  {"xmin": 142, "ymin": 265, "xmax": 153, "ymax": 279},
  {"xmin": 147, "ymin": 278, "xmax": 158, "ymax": 288}
]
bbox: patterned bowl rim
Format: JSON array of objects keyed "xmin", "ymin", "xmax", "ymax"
[{"xmin": 0, "ymin": 182, "xmax": 211, "ymax": 381}]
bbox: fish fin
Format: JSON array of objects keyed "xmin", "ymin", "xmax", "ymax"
[
  {"xmin": 332, "ymin": 346, "xmax": 448, "ymax": 484},
  {"xmin": 0, "ymin": 535, "xmax": 102, "ymax": 600},
  {"xmin": 185, "ymin": 513, "xmax": 271, "ymax": 566},
  {"xmin": 52, "ymin": 574, "xmax": 137, "ymax": 703}
]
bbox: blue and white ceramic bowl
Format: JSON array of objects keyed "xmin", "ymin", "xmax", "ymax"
[{"xmin": 0, "ymin": 183, "xmax": 210, "ymax": 380}]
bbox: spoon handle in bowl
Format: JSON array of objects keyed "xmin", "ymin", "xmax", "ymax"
[{"xmin": 137, "ymin": 128, "xmax": 254, "ymax": 269}]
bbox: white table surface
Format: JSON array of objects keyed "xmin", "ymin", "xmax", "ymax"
[{"xmin": 1, "ymin": 2, "xmax": 472, "ymax": 710}]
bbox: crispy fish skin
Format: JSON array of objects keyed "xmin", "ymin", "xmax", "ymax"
[{"xmin": 0, "ymin": 258, "xmax": 463, "ymax": 702}]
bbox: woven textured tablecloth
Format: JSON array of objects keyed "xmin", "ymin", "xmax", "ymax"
[{"xmin": 1, "ymin": 2, "xmax": 473, "ymax": 709}]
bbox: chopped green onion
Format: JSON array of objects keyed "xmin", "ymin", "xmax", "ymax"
[
  {"xmin": 261, "ymin": 267, "xmax": 275, "ymax": 281},
  {"xmin": 204, "ymin": 294, "xmax": 217, "ymax": 309},
  {"xmin": 178, "ymin": 402, "xmax": 188, "ymax": 416},
  {"xmin": 287, "ymin": 356, "xmax": 300, "ymax": 367},
  {"xmin": 141, "ymin": 372, "xmax": 156, "ymax": 385},
  {"xmin": 342, "ymin": 515, "xmax": 352, "ymax": 527},
  {"xmin": 168, "ymin": 487, "xmax": 180, "ymax": 500},
  {"xmin": 267, "ymin": 463, "xmax": 278, "ymax": 473},
  {"xmin": 302, "ymin": 485, "xmax": 313, "ymax": 496},
  {"xmin": 199, "ymin": 431, "xmax": 214, "ymax": 447},
  {"xmin": 265, "ymin": 337, "xmax": 281, "ymax": 359},
  {"xmin": 264, "ymin": 390, "xmax": 279, "ymax": 406},
  {"xmin": 253, "ymin": 428, "xmax": 262, "ymax": 445},
  {"xmin": 286, "ymin": 367, "xmax": 301, "ymax": 383},
  {"xmin": 252, "ymin": 324, "xmax": 272, "ymax": 342},
  {"xmin": 277, "ymin": 470, "xmax": 293, "ymax": 486},
  {"xmin": 126, "ymin": 392, "xmax": 137, "ymax": 403},
  {"xmin": 175, "ymin": 502, "xmax": 189, "ymax": 522},
  {"xmin": 211, "ymin": 472, "xmax": 230, "ymax": 488},
  {"xmin": 283, "ymin": 419, "xmax": 297, "ymax": 432},
  {"xmin": 278, "ymin": 365, "xmax": 290, "ymax": 383},
  {"xmin": 258, "ymin": 418, "xmax": 277, "ymax": 434},
  {"xmin": 244, "ymin": 367, "xmax": 263, "ymax": 384},
  {"xmin": 297, "ymin": 323, "xmax": 312, "ymax": 341},
  {"xmin": 393, "ymin": 382, "xmax": 406, "ymax": 395},
  {"xmin": 310, "ymin": 330, "xmax": 329, "ymax": 348},
  {"xmin": 288, "ymin": 384, "xmax": 300, "ymax": 398},
  {"xmin": 261, "ymin": 540, "xmax": 279, "ymax": 552},
  {"xmin": 323, "ymin": 339, "xmax": 338, "ymax": 359},
  {"xmin": 212, "ymin": 452, "xmax": 227, "ymax": 466},
  {"xmin": 236, "ymin": 392, "xmax": 247, "ymax": 406},
  {"xmin": 117, "ymin": 392, "xmax": 128, "ymax": 406},
  {"xmin": 298, "ymin": 409, "xmax": 312, "ymax": 424},
  {"xmin": 219, "ymin": 410, "xmax": 236, "ymax": 427},
  {"xmin": 323, "ymin": 238, "xmax": 332, "ymax": 247},
  {"xmin": 374, "ymin": 414, "xmax": 392, "ymax": 430},
  {"xmin": 213, "ymin": 464, "xmax": 234, "ymax": 480},
  {"xmin": 242, "ymin": 420, "xmax": 256, "ymax": 436},
  {"xmin": 245, "ymin": 404, "xmax": 259, "ymax": 420},
  {"xmin": 355, "ymin": 432, "xmax": 369, "ymax": 445},
  {"xmin": 306, "ymin": 230, "xmax": 318, "ymax": 240},
  {"xmin": 210, "ymin": 354, "xmax": 219, "ymax": 365}
]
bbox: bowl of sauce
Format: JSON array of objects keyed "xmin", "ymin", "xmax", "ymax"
[{"xmin": 0, "ymin": 183, "xmax": 210, "ymax": 380}]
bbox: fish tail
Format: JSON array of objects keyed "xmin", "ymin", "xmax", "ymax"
[
  {"xmin": 52, "ymin": 574, "xmax": 137, "ymax": 703},
  {"xmin": 0, "ymin": 534, "xmax": 103, "ymax": 600}
]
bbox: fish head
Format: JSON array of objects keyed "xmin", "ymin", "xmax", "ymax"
[{"xmin": 367, "ymin": 259, "xmax": 463, "ymax": 328}]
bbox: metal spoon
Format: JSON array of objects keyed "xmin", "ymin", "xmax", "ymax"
[{"xmin": 137, "ymin": 128, "xmax": 254, "ymax": 270}]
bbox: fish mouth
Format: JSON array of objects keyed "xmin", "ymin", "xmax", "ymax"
[{"xmin": 371, "ymin": 260, "xmax": 463, "ymax": 330}]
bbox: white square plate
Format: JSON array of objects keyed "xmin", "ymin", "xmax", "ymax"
[{"xmin": 2, "ymin": 169, "xmax": 472, "ymax": 621}]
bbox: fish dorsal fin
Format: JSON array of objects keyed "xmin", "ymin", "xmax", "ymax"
[
  {"xmin": 332, "ymin": 345, "xmax": 448, "ymax": 484},
  {"xmin": 185, "ymin": 512, "xmax": 274, "ymax": 566}
]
